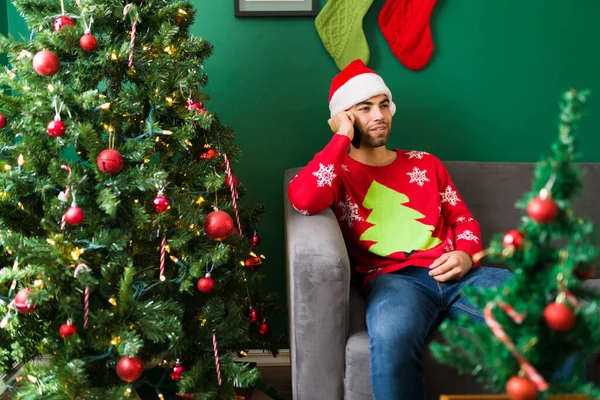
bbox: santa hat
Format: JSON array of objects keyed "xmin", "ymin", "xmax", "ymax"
[{"xmin": 328, "ymin": 59, "xmax": 396, "ymax": 118}]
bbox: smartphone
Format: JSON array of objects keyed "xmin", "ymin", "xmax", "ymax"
[{"xmin": 352, "ymin": 123, "xmax": 362, "ymax": 149}]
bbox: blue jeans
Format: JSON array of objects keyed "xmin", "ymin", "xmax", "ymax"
[{"xmin": 365, "ymin": 266, "xmax": 577, "ymax": 400}]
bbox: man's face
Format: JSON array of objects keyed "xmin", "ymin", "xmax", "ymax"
[{"xmin": 350, "ymin": 94, "xmax": 393, "ymax": 148}]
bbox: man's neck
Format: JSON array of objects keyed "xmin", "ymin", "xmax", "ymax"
[{"xmin": 349, "ymin": 146, "xmax": 397, "ymax": 167}]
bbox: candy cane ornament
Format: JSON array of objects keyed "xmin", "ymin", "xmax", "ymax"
[
  {"xmin": 74, "ymin": 264, "xmax": 91, "ymax": 329},
  {"xmin": 212, "ymin": 331, "xmax": 222, "ymax": 386},
  {"xmin": 484, "ymin": 301, "xmax": 548, "ymax": 391},
  {"xmin": 222, "ymin": 154, "xmax": 242, "ymax": 236},
  {"xmin": 159, "ymin": 229, "xmax": 166, "ymax": 281},
  {"xmin": 123, "ymin": 5, "xmax": 138, "ymax": 67},
  {"xmin": 59, "ymin": 164, "xmax": 72, "ymax": 229}
]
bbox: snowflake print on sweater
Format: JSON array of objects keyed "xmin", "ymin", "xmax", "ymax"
[
  {"xmin": 406, "ymin": 151, "xmax": 429, "ymax": 160},
  {"xmin": 456, "ymin": 230, "xmax": 479, "ymax": 243},
  {"xmin": 407, "ymin": 167, "xmax": 430, "ymax": 187},
  {"xmin": 440, "ymin": 186, "xmax": 461, "ymax": 206},
  {"xmin": 292, "ymin": 204, "xmax": 311, "ymax": 216},
  {"xmin": 337, "ymin": 194, "xmax": 364, "ymax": 228},
  {"xmin": 312, "ymin": 163, "xmax": 336, "ymax": 187}
]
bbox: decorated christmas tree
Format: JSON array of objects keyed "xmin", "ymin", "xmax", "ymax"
[
  {"xmin": 431, "ymin": 89, "xmax": 600, "ymax": 399},
  {"xmin": 0, "ymin": 0, "xmax": 283, "ymax": 398}
]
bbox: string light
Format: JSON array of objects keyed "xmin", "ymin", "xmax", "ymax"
[
  {"xmin": 46, "ymin": 238, "xmax": 56, "ymax": 246},
  {"xmin": 71, "ymin": 247, "xmax": 84, "ymax": 261},
  {"xmin": 48, "ymin": 84, "xmax": 55, "ymax": 92},
  {"xmin": 196, "ymin": 196, "xmax": 205, "ymax": 204},
  {"xmin": 100, "ymin": 103, "xmax": 111, "ymax": 110},
  {"xmin": 108, "ymin": 298, "xmax": 117, "ymax": 306},
  {"xmin": 33, "ymin": 279, "xmax": 43, "ymax": 287},
  {"xmin": 165, "ymin": 97, "xmax": 174, "ymax": 104},
  {"xmin": 17, "ymin": 154, "xmax": 24, "ymax": 166},
  {"xmin": 161, "ymin": 130, "xmax": 173, "ymax": 135},
  {"xmin": 4, "ymin": 165, "xmax": 11, "ymax": 171},
  {"xmin": 111, "ymin": 336, "xmax": 121, "ymax": 345},
  {"xmin": 5, "ymin": 68, "xmax": 16, "ymax": 80},
  {"xmin": 110, "ymin": 51, "xmax": 118, "ymax": 60},
  {"xmin": 125, "ymin": 388, "xmax": 132, "ymax": 396}
]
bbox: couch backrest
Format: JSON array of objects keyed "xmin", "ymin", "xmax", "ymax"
[
  {"xmin": 444, "ymin": 162, "xmax": 600, "ymax": 250},
  {"xmin": 285, "ymin": 162, "xmax": 600, "ymax": 264}
]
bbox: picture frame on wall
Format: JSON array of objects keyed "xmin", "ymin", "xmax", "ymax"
[{"xmin": 234, "ymin": 0, "xmax": 318, "ymax": 17}]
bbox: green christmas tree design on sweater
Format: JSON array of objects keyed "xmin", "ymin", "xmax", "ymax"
[{"xmin": 360, "ymin": 181, "xmax": 442, "ymax": 256}]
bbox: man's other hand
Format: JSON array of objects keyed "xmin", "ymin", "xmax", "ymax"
[{"xmin": 428, "ymin": 251, "xmax": 474, "ymax": 282}]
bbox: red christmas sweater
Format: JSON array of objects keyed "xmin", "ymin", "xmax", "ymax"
[{"xmin": 287, "ymin": 134, "xmax": 482, "ymax": 287}]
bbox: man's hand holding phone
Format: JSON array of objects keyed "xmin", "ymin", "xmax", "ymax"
[{"xmin": 328, "ymin": 111, "xmax": 355, "ymax": 139}]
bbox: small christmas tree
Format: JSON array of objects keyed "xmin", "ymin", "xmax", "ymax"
[
  {"xmin": 0, "ymin": 0, "xmax": 282, "ymax": 398},
  {"xmin": 431, "ymin": 89, "xmax": 600, "ymax": 400}
]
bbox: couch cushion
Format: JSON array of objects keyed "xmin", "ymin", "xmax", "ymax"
[{"xmin": 344, "ymin": 328, "xmax": 494, "ymax": 400}]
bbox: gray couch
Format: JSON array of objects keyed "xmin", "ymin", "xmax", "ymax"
[{"xmin": 284, "ymin": 161, "xmax": 600, "ymax": 400}]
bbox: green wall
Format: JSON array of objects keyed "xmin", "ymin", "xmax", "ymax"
[
  {"xmin": 0, "ymin": 0, "xmax": 7, "ymax": 65},
  {"xmin": 6, "ymin": 0, "xmax": 600, "ymax": 343}
]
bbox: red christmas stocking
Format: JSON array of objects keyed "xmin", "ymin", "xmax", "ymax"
[{"xmin": 378, "ymin": 0, "xmax": 439, "ymax": 71}]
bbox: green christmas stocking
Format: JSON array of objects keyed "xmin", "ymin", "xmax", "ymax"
[{"xmin": 315, "ymin": 0, "xmax": 375, "ymax": 70}]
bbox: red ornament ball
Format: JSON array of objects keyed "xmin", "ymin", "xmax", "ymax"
[
  {"xmin": 527, "ymin": 196, "xmax": 558, "ymax": 224},
  {"xmin": 502, "ymin": 230, "xmax": 524, "ymax": 249},
  {"xmin": 224, "ymin": 175, "xmax": 240, "ymax": 189},
  {"xmin": 14, "ymin": 288, "xmax": 36, "ymax": 314},
  {"xmin": 575, "ymin": 267, "xmax": 595, "ymax": 280},
  {"xmin": 153, "ymin": 195, "xmax": 170, "ymax": 212},
  {"xmin": 0, "ymin": 114, "xmax": 6, "ymax": 129},
  {"xmin": 80, "ymin": 33, "xmax": 98, "ymax": 52},
  {"xmin": 251, "ymin": 233, "xmax": 261, "ymax": 248},
  {"xmin": 544, "ymin": 302, "xmax": 575, "ymax": 332},
  {"xmin": 170, "ymin": 361, "xmax": 185, "ymax": 381},
  {"xmin": 198, "ymin": 147, "xmax": 217, "ymax": 160},
  {"xmin": 186, "ymin": 100, "xmax": 203, "ymax": 112},
  {"xmin": 32, "ymin": 50, "xmax": 60, "ymax": 76},
  {"xmin": 59, "ymin": 321, "xmax": 78, "ymax": 338},
  {"xmin": 244, "ymin": 255, "xmax": 262, "ymax": 271},
  {"xmin": 116, "ymin": 356, "xmax": 144, "ymax": 382},
  {"xmin": 47, "ymin": 119, "xmax": 66, "ymax": 137},
  {"xmin": 97, "ymin": 149, "xmax": 124, "ymax": 174},
  {"xmin": 203, "ymin": 210, "xmax": 234, "ymax": 241},
  {"xmin": 506, "ymin": 376, "xmax": 537, "ymax": 400},
  {"xmin": 197, "ymin": 274, "xmax": 214, "ymax": 293},
  {"xmin": 248, "ymin": 308, "xmax": 258, "ymax": 323},
  {"xmin": 53, "ymin": 15, "xmax": 75, "ymax": 32},
  {"xmin": 259, "ymin": 321, "xmax": 270, "ymax": 336},
  {"xmin": 65, "ymin": 206, "xmax": 85, "ymax": 226}
]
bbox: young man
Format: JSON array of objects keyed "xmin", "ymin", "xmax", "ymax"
[{"xmin": 287, "ymin": 59, "xmax": 512, "ymax": 399}]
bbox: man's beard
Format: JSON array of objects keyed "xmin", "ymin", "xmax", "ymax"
[{"xmin": 361, "ymin": 131, "xmax": 389, "ymax": 148}]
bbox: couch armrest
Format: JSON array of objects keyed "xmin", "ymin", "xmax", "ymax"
[{"xmin": 284, "ymin": 168, "xmax": 351, "ymax": 400}]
